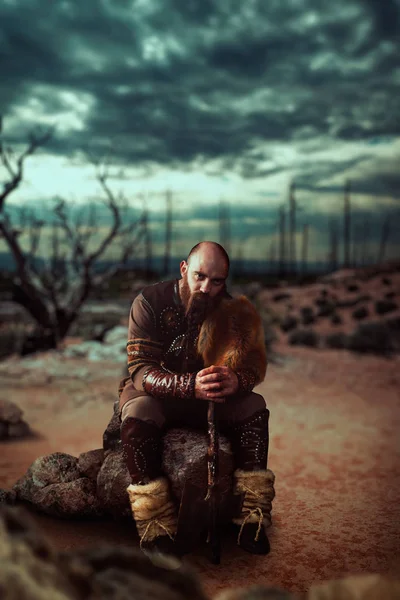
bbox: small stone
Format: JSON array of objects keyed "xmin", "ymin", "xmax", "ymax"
[
  {"xmin": 8, "ymin": 420, "xmax": 31, "ymax": 439},
  {"xmin": 0, "ymin": 422, "xmax": 8, "ymax": 439},
  {"xmin": 0, "ymin": 399, "xmax": 23, "ymax": 424}
]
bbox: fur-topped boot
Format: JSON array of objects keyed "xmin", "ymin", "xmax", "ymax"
[
  {"xmin": 232, "ymin": 468, "xmax": 275, "ymax": 555},
  {"xmin": 127, "ymin": 476, "xmax": 179, "ymax": 558}
]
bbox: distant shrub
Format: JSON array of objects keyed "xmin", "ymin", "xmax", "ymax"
[
  {"xmin": 314, "ymin": 297, "xmax": 327, "ymax": 307},
  {"xmin": 300, "ymin": 306, "xmax": 315, "ymax": 325},
  {"xmin": 317, "ymin": 302, "xmax": 336, "ymax": 317},
  {"xmin": 346, "ymin": 283, "xmax": 359, "ymax": 292},
  {"xmin": 330, "ymin": 313, "xmax": 342, "ymax": 325},
  {"xmin": 325, "ymin": 332, "xmax": 348, "ymax": 349},
  {"xmin": 347, "ymin": 321, "xmax": 394, "ymax": 356},
  {"xmin": 288, "ymin": 328, "xmax": 319, "ymax": 347},
  {"xmin": 280, "ymin": 314, "xmax": 298, "ymax": 332},
  {"xmin": 337, "ymin": 294, "xmax": 371, "ymax": 308},
  {"xmin": 375, "ymin": 300, "xmax": 397, "ymax": 315},
  {"xmin": 352, "ymin": 306, "xmax": 369, "ymax": 320},
  {"xmin": 272, "ymin": 292, "xmax": 292, "ymax": 302}
]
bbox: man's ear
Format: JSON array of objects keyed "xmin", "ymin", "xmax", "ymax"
[{"xmin": 180, "ymin": 260, "xmax": 188, "ymax": 277}]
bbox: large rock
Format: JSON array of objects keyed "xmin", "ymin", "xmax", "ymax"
[
  {"xmin": 162, "ymin": 429, "xmax": 234, "ymax": 516},
  {"xmin": 13, "ymin": 452, "xmax": 101, "ymax": 518},
  {"xmin": 11, "ymin": 427, "xmax": 235, "ymax": 526},
  {"xmin": 103, "ymin": 400, "xmax": 122, "ymax": 452},
  {"xmin": 31, "ymin": 477, "xmax": 100, "ymax": 518},
  {"xmin": 78, "ymin": 449, "xmax": 105, "ymax": 482},
  {"xmin": 96, "ymin": 450, "xmax": 131, "ymax": 518},
  {"xmin": 0, "ymin": 398, "xmax": 23, "ymax": 423},
  {"xmin": 0, "ymin": 399, "xmax": 32, "ymax": 440}
]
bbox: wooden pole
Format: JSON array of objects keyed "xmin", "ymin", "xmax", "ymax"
[{"xmin": 205, "ymin": 401, "xmax": 220, "ymax": 564}]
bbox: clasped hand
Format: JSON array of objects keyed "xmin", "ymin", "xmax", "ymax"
[{"xmin": 195, "ymin": 365, "xmax": 239, "ymax": 403}]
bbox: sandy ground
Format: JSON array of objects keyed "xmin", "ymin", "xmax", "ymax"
[{"xmin": 1, "ymin": 339, "xmax": 400, "ymax": 597}]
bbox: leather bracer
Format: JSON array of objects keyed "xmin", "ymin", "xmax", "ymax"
[
  {"xmin": 142, "ymin": 367, "xmax": 197, "ymax": 401},
  {"xmin": 236, "ymin": 369, "xmax": 257, "ymax": 395}
]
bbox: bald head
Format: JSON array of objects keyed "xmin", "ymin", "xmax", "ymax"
[
  {"xmin": 187, "ymin": 241, "xmax": 230, "ymax": 274},
  {"xmin": 179, "ymin": 241, "xmax": 229, "ymax": 305}
]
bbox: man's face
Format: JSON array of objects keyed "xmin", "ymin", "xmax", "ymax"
[
  {"xmin": 180, "ymin": 250, "xmax": 228, "ymax": 299},
  {"xmin": 179, "ymin": 248, "xmax": 228, "ymax": 320}
]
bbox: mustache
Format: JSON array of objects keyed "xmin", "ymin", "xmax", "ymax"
[{"xmin": 185, "ymin": 290, "xmax": 213, "ymax": 320}]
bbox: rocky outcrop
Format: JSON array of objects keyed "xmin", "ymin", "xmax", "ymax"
[{"xmin": 8, "ymin": 426, "xmax": 235, "ymax": 525}]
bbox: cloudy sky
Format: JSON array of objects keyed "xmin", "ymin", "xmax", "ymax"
[{"xmin": 1, "ymin": 0, "xmax": 400, "ymax": 269}]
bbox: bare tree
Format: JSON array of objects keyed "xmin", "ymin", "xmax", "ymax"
[
  {"xmin": 279, "ymin": 206, "xmax": 286, "ymax": 276},
  {"xmin": 301, "ymin": 223, "xmax": 309, "ymax": 275},
  {"xmin": 343, "ymin": 180, "xmax": 351, "ymax": 268},
  {"xmin": 377, "ymin": 214, "xmax": 390, "ymax": 264},
  {"xmin": 0, "ymin": 118, "xmax": 145, "ymax": 351},
  {"xmin": 329, "ymin": 217, "xmax": 338, "ymax": 272},
  {"xmin": 288, "ymin": 182, "xmax": 296, "ymax": 274},
  {"xmin": 163, "ymin": 189, "xmax": 172, "ymax": 275},
  {"xmin": 218, "ymin": 199, "xmax": 230, "ymax": 255}
]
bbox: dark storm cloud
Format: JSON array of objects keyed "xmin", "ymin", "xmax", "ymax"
[{"xmin": 1, "ymin": 0, "xmax": 399, "ymax": 183}]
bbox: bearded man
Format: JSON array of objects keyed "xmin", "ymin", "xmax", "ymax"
[{"xmin": 118, "ymin": 241, "xmax": 275, "ymax": 558}]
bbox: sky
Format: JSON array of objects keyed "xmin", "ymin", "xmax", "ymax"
[{"xmin": 0, "ymin": 0, "xmax": 400, "ymax": 269}]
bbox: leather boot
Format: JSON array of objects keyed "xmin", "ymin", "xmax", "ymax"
[
  {"xmin": 228, "ymin": 409, "xmax": 275, "ymax": 555},
  {"xmin": 121, "ymin": 417, "xmax": 179, "ymax": 558}
]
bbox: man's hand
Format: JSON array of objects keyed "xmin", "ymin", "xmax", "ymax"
[{"xmin": 195, "ymin": 365, "xmax": 239, "ymax": 403}]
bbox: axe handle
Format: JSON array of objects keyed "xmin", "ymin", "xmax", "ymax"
[{"xmin": 206, "ymin": 400, "xmax": 221, "ymax": 564}]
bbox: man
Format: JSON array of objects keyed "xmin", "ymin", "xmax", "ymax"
[{"xmin": 118, "ymin": 241, "xmax": 275, "ymax": 558}]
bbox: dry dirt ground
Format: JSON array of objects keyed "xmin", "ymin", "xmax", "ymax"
[{"xmin": 0, "ymin": 337, "xmax": 399, "ymax": 597}]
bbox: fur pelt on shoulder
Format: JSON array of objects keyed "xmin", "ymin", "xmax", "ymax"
[{"xmin": 197, "ymin": 295, "xmax": 267, "ymax": 385}]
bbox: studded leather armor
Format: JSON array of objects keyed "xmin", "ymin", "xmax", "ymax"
[
  {"xmin": 118, "ymin": 279, "xmax": 259, "ymax": 411},
  {"xmin": 120, "ymin": 417, "xmax": 162, "ymax": 484},
  {"xmin": 228, "ymin": 409, "xmax": 270, "ymax": 471}
]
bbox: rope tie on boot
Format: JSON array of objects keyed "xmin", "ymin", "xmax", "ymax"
[
  {"xmin": 232, "ymin": 469, "xmax": 276, "ymax": 537},
  {"xmin": 241, "ymin": 484, "xmax": 262, "ymax": 499},
  {"xmin": 140, "ymin": 519, "xmax": 175, "ymax": 549},
  {"xmin": 237, "ymin": 507, "xmax": 264, "ymax": 545},
  {"xmin": 127, "ymin": 477, "xmax": 178, "ymax": 545}
]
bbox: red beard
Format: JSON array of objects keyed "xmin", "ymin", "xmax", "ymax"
[{"xmin": 180, "ymin": 275, "xmax": 224, "ymax": 327}]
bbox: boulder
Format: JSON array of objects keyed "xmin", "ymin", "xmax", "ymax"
[
  {"xmin": 96, "ymin": 450, "xmax": 131, "ymax": 518},
  {"xmin": 14, "ymin": 453, "xmax": 81, "ymax": 502},
  {"xmin": 0, "ymin": 488, "xmax": 17, "ymax": 505},
  {"xmin": 0, "ymin": 399, "xmax": 23, "ymax": 423},
  {"xmin": 162, "ymin": 429, "xmax": 234, "ymax": 516},
  {"xmin": 10, "ymin": 420, "xmax": 235, "ymax": 527},
  {"xmin": 8, "ymin": 421, "xmax": 31, "ymax": 439},
  {"xmin": 13, "ymin": 452, "xmax": 101, "ymax": 519},
  {"xmin": 31, "ymin": 477, "xmax": 100, "ymax": 518},
  {"xmin": 102, "ymin": 400, "xmax": 122, "ymax": 452},
  {"xmin": 78, "ymin": 449, "xmax": 104, "ymax": 482},
  {"xmin": 0, "ymin": 399, "xmax": 32, "ymax": 440}
]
